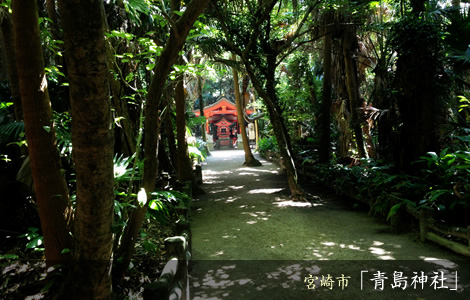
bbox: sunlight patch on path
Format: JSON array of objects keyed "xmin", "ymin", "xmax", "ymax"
[
  {"xmin": 225, "ymin": 196, "xmax": 239, "ymax": 203},
  {"xmin": 228, "ymin": 185, "xmax": 244, "ymax": 190},
  {"xmin": 248, "ymin": 188, "xmax": 284, "ymax": 194},
  {"xmin": 420, "ymin": 257, "xmax": 458, "ymax": 268},
  {"xmin": 274, "ymin": 199, "xmax": 314, "ymax": 208},
  {"xmin": 209, "ymin": 196, "xmax": 241, "ymax": 203},
  {"xmin": 368, "ymin": 247, "xmax": 395, "ymax": 260},
  {"xmin": 238, "ymin": 172, "xmax": 259, "ymax": 176},
  {"xmin": 236, "ymin": 167, "xmax": 279, "ymax": 174},
  {"xmin": 203, "ymin": 170, "xmax": 233, "ymax": 176}
]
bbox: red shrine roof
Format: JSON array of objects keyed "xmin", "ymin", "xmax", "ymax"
[
  {"xmin": 214, "ymin": 117, "xmax": 231, "ymax": 127},
  {"xmin": 194, "ymin": 97, "xmax": 254, "ymax": 120}
]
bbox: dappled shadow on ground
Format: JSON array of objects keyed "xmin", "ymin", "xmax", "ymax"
[
  {"xmin": 190, "ymin": 150, "xmax": 470, "ymax": 299},
  {"xmin": 191, "ymin": 260, "xmax": 470, "ymax": 300}
]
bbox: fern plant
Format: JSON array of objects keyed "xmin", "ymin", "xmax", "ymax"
[{"xmin": 0, "ymin": 121, "xmax": 24, "ymax": 146}]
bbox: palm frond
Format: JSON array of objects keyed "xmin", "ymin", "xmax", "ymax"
[
  {"xmin": 196, "ymin": 37, "xmax": 227, "ymax": 59},
  {"xmin": 0, "ymin": 121, "xmax": 24, "ymax": 145},
  {"xmin": 113, "ymin": 153, "xmax": 142, "ymax": 182}
]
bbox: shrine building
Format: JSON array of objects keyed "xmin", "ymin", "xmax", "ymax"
[{"xmin": 194, "ymin": 96, "xmax": 254, "ymax": 150}]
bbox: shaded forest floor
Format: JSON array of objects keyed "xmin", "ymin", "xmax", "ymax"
[
  {"xmin": 189, "ymin": 150, "xmax": 470, "ymax": 299},
  {"xmin": 0, "ymin": 218, "xmax": 176, "ymax": 299}
]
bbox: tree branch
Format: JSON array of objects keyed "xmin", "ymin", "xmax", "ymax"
[
  {"xmin": 243, "ymin": 0, "xmax": 277, "ymax": 57},
  {"xmin": 276, "ymin": 1, "xmax": 319, "ymax": 54},
  {"xmin": 161, "ymin": 10, "xmax": 180, "ymax": 41},
  {"xmin": 277, "ymin": 34, "xmax": 324, "ymax": 66}
]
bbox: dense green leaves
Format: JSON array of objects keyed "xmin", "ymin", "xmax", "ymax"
[
  {"xmin": 147, "ymin": 190, "xmax": 190, "ymax": 224},
  {"xmin": 3, "ymin": 2, "xmax": 470, "ymax": 297}
]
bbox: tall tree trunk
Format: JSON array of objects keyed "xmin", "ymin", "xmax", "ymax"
[
  {"xmin": 59, "ymin": 1, "xmax": 114, "ymax": 298},
  {"xmin": 158, "ymin": 139, "xmax": 174, "ymax": 174},
  {"xmin": 163, "ymin": 86, "xmax": 178, "ymax": 170},
  {"xmin": 343, "ymin": 31, "xmax": 366, "ymax": 158},
  {"xmin": 45, "ymin": 0, "xmax": 60, "ymax": 41},
  {"xmin": 1, "ymin": 5, "xmax": 22, "ymax": 120},
  {"xmin": 244, "ymin": 62, "xmax": 305, "ymax": 200},
  {"xmin": 231, "ymin": 54, "xmax": 261, "ymax": 166},
  {"xmin": 175, "ymin": 72, "xmax": 194, "ymax": 182},
  {"xmin": 114, "ymin": 0, "xmax": 210, "ymax": 278},
  {"xmin": 12, "ymin": 0, "xmax": 72, "ymax": 267},
  {"xmin": 373, "ymin": 55, "xmax": 394, "ymax": 161},
  {"xmin": 331, "ymin": 33, "xmax": 351, "ymax": 159},
  {"xmin": 266, "ymin": 89, "xmax": 304, "ymax": 200},
  {"xmin": 393, "ymin": 6, "xmax": 443, "ymax": 172},
  {"xmin": 318, "ymin": 21, "xmax": 333, "ymax": 163},
  {"xmin": 173, "ymin": 2, "xmax": 193, "ymax": 184},
  {"xmin": 197, "ymin": 73, "xmax": 207, "ymax": 142}
]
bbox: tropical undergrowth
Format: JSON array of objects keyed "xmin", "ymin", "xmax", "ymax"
[
  {"xmin": 0, "ymin": 107, "xmax": 191, "ymax": 299},
  {"xmin": 257, "ymin": 123, "xmax": 470, "ymax": 227},
  {"xmin": 307, "ymin": 142, "xmax": 470, "ymax": 227}
]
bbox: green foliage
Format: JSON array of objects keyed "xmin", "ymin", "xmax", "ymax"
[
  {"xmin": 170, "ymin": 63, "xmax": 205, "ymax": 80},
  {"xmin": 45, "ymin": 65, "xmax": 66, "ymax": 86},
  {"xmin": 17, "ymin": 227, "xmax": 44, "ymax": 253},
  {"xmin": 114, "ymin": 0, "xmax": 160, "ymax": 27},
  {"xmin": 112, "ymin": 152, "xmax": 188, "ymax": 243},
  {"xmin": 147, "ymin": 190, "xmax": 190, "ymax": 225},
  {"xmin": 187, "ymin": 115, "xmax": 207, "ymax": 128},
  {"xmin": 188, "ymin": 137, "xmax": 209, "ymax": 163},
  {"xmin": 390, "ymin": 15, "xmax": 445, "ymax": 56},
  {"xmin": 188, "ymin": 144, "xmax": 203, "ymax": 162},
  {"xmin": 113, "ymin": 154, "xmax": 142, "ymax": 182},
  {"xmin": 112, "ymin": 198, "xmax": 134, "ymax": 234},
  {"xmin": 257, "ymin": 136, "xmax": 278, "ymax": 157},
  {"xmin": 0, "ymin": 253, "xmax": 18, "ymax": 259},
  {"xmin": 112, "ymin": 151, "xmax": 145, "ymax": 237},
  {"xmin": 0, "ymin": 99, "xmax": 18, "ymax": 146},
  {"xmin": 312, "ymin": 160, "xmax": 410, "ymax": 218},
  {"xmin": 277, "ymin": 53, "xmax": 321, "ymax": 141},
  {"xmin": 38, "ymin": 17, "xmax": 64, "ymax": 58},
  {"xmin": 0, "ymin": 121, "xmax": 24, "ymax": 145},
  {"xmin": 139, "ymin": 231, "xmax": 158, "ymax": 255},
  {"xmin": 106, "ymin": 29, "xmax": 163, "ymax": 90},
  {"xmin": 297, "ymin": 145, "xmax": 318, "ymax": 165},
  {"xmin": 54, "ymin": 112, "xmax": 73, "ymax": 162},
  {"xmin": 389, "ymin": 10, "xmax": 450, "ymax": 109},
  {"xmin": 0, "ymin": 0, "xmax": 11, "ymax": 12},
  {"xmin": 0, "ymin": 154, "xmax": 11, "ymax": 162},
  {"xmin": 458, "ymin": 95, "xmax": 470, "ymax": 113},
  {"xmin": 310, "ymin": 147, "xmax": 470, "ymax": 225},
  {"xmin": 416, "ymin": 148, "xmax": 470, "ymax": 214},
  {"xmin": 444, "ymin": 8, "xmax": 470, "ymax": 107},
  {"xmin": 0, "ymin": 101, "xmax": 13, "ymax": 112}
]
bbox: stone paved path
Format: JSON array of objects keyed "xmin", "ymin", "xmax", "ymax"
[{"xmin": 189, "ymin": 150, "xmax": 469, "ymax": 300}]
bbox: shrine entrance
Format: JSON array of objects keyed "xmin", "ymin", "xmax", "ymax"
[{"xmin": 194, "ymin": 96, "xmax": 254, "ymax": 150}]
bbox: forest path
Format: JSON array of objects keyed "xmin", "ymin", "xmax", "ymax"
[{"xmin": 189, "ymin": 150, "xmax": 469, "ymax": 299}]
